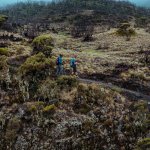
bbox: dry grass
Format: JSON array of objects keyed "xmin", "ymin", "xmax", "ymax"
[{"xmin": 51, "ymin": 28, "xmax": 150, "ymax": 79}]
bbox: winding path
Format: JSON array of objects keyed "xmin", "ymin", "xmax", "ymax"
[{"xmin": 79, "ymin": 78, "xmax": 150, "ymax": 102}]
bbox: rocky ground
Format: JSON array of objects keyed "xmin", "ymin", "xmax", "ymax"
[{"xmin": 0, "ymin": 28, "xmax": 150, "ymax": 150}]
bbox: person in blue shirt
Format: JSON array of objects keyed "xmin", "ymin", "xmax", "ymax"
[
  {"xmin": 70, "ymin": 55, "xmax": 77, "ymax": 75},
  {"xmin": 56, "ymin": 54, "xmax": 63, "ymax": 75}
]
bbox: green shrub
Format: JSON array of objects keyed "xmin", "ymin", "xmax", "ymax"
[
  {"xmin": 137, "ymin": 138, "xmax": 150, "ymax": 149},
  {"xmin": 5, "ymin": 130, "xmax": 17, "ymax": 142},
  {"xmin": 7, "ymin": 117, "xmax": 21, "ymax": 130},
  {"xmin": 0, "ymin": 56, "xmax": 7, "ymax": 70},
  {"xmin": 43, "ymin": 104, "xmax": 56, "ymax": 113},
  {"xmin": 29, "ymin": 105, "xmax": 37, "ymax": 112},
  {"xmin": 77, "ymin": 83, "xmax": 106, "ymax": 104},
  {"xmin": 0, "ymin": 56, "xmax": 8, "ymax": 82},
  {"xmin": 32, "ymin": 34, "xmax": 54, "ymax": 48},
  {"xmin": 75, "ymin": 103, "xmax": 91, "ymax": 114},
  {"xmin": 134, "ymin": 101, "xmax": 148, "ymax": 111},
  {"xmin": 27, "ymin": 101, "xmax": 45, "ymax": 112},
  {"xmin": 74, "ymin": 83, "xmax": 124, "ymax": 114},
  {"xmin": 38, "ymin": 79, "xmax": 59, "ymax": 100},
  {"xmin": 5, "ymin": 117, "xmax": 21, "ymax": 142},
  {"xmin": 56, "ymin": 75, "xmax": 78, "ymax": 89},
  {"xmin": 120, "ymin": 23, "xmax": 130, "ymax": 29},
  {"xmin": 42, "ymin": 46, "xmax": 53, "ymax": 57},
  {"xmin": 19, "ymin": 53, "xmax": 55, "ymax": 76},
  {"xmin": 18, "ymin": 53, "xmax": 55, "ymax": 100},
  {"xmin": 0, "ymin": 48, "xmax": 9, "ymax": 56},
  {"xmin": 32, "ymin": 34, "xmax": 54, "ymax": 57},
  {"xmin": 117, "ymin": 27, "xmax": 136, "ymax": 36},
  {"xmin": 116, "ymin": 23, "xmax": 136, "ymax": 40}
]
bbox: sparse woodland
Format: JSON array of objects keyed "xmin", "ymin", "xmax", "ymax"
[{"xmin": 0, "ymin": 0, "xmax": 150, "ymax": 31}]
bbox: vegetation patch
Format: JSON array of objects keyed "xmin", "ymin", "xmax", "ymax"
[
  {"xmin": 0, "ymin": 56, "xmax": 7, "ymax": 70},
  {"xmin": 19, "ymin": 53, "xmax": 55, "ymax": 76},
  {"xmin": 116, "ymin": 23, "xmax": 136, "ymax": 40},
  {"xmin": 120, "ymin": 69, "xmax": 150, "ymax": 83},
  {"xmin": 37, "ymin": 79, "xmax": 59, "ymax": 100},
  {"xmin": 26, "ymin": 101, "xmax": 45, "ymax": 113},
  {"xmin": 134, "ymin": 101, "xmax": 148, "ymax": 111},
  {"xmin": 5, "ymin": 117, "xmax": 21, "ymax": 142},
  {"xmin": 0, "ymin": 56, "xmax": 9, "ymax": 82},
  {"xmin": 43, "ymin": 104, "xmax": 56, "ymax": 113},
  {"xmin": 0, "ymin": 48, "xmax": 9, "ymax": 56},
  {"xmin": 32, "ymin": 34, "xmax": 54, "ymax": 57},
  {"xmin": 137, "ymin": 138, "xmax": 150, "ymax": 149},
  {"xmin": 56, "ymin": 75, "xmax": 78, "ymax": 89},
  {"xmin": 74, "ymin": 83, "xmax": 123, "ymax": 114}
]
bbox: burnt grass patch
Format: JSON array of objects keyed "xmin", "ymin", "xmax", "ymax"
[{"xmin": 80, "ymin": 63, "xmax": 150, "ymax": 96}]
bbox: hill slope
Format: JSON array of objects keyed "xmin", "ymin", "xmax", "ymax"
[
  {"xmin": 1, "ymin": 0, "xmax": 150, "ymax": 28},
  {"xmin": 0, "ymin": 1, "xmax": 150, "ymax": 149}
]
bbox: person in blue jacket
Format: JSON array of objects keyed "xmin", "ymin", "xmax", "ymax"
[
  {"xmin": 70, "ymin": 55, "xmax": 77, "ymax": 75},
  {"xmin": 56, "ymin": 54, "xmax": 63, "ymax": 75}
]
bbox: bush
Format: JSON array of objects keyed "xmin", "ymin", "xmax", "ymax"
[
  {"xmin": 32, "ymin": 34, "xmax": 54, "ymax": 57},
  {"xmin": 43, "ymin": 104, "xmax": 56, "ymax": 114},
  {"xmin": 5, "ymin": 117, "xmax": 21, "ymax": 142},
  {"xmin": 134, "ymin": 101, "xmax": 148, "ymax": 112},
  {"xmin": 116, "ymin": 23, "xmax": 136, "ymax": 40},
  {"xmin": 19, "ymin": 53, "xmax": 55, "ymax": 77},
  {"xmin": 74, "ymin": 83, "xmax": 123, "ymax": 114},
  {"xmin": 18, "ymin": 53, "xmax": 55, "ymax": 100},
  {"xmin": 26, "ymin": 101, "xmax": 45, "ymax": 112},
  {"xmin": 0, "ymin": 56, "xmax": 9, "ymax": 82},
  {"xmin": 0, "ymin": 48, "xmax": 9, "ymax": 56},
  {"xmin": 137, "ymin": 138, "xmax": 150, "ymax": 149},
  {"xmin": 77, "ymin": 83, "xmax": 106, "ymax": 104},
  {"xmin": 7, "ymin": 117, "xmax": 21, "ymax": 130},
  {"xmin": 56, "ymin": 75, "xmax": 78, "ymax": 89},
  {"xmin": 42, "ymin": 46, "xmax": 53, "ymax": 57},
  {"xmin": 37, "ymin": 79, "xmax": 59, "ymax": 100},
  {"xmin": 0, "ymin": 56, "xmax": 7, "ymax": 70}
]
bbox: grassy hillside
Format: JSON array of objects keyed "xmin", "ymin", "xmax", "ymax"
[
  {"xmin": 0, "ymin": 0, "xmax": 150, "ymax": 149},
  {"xmin": 0, "ymin": 30, "xmax": 149, "ymax": 149}
]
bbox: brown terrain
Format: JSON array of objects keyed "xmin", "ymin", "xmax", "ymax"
[{"xmin": 0, "ymin": 0, "xmax": 150, "ymax": 149}]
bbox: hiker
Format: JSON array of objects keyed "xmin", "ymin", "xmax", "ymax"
[
  {"xmin": 56, "ymin": 54, "xmax": 64, "ymax": 75},
  {"xmin": 70, "ymin": 55, "xmax": 77, "ymax": 75}
]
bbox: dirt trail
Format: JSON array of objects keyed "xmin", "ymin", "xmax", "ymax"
[{"xmin": 79, "ymin": 78, "xmax": 150, "ymax": 102}]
